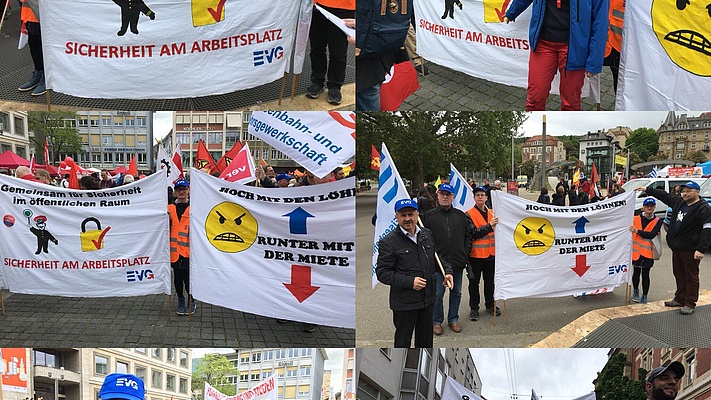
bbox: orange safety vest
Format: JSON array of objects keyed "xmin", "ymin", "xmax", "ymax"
[
  {"xmin": 604, "ymin": 0, "xmax": 624, "ymax": 57},
  {"xmin": 467, "ymin": 206, "xmax": 495, "ymax": 258},
  {"xmin": 168, "ymin": 204, "xmax": 190, "ymax": 262},
  {"xmin": 632, "ymin": 214, "xmax": 657, "ymax": 261},
  {"xmin": 315, "ymin": 0, "xmax": 355, "ymax": 10},
  {"xmin": 20, "ymin": 0, "xmax": 38, "ymax": 23}
]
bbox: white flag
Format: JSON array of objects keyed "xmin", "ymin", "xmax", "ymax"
[
  {"xmin": 572, "ymin": 393, "xmax": 596, "ymax": 400},
  {"xmin": 442, "ymin": 376, "xmax": 482, "ymax": 400},
  {"xmin": 449, "ymin": 163, "xmax": 475, "ymax": 212},
  {"xmin": 286, "ymin": 0, "xmax": 313, "ymax": 75},
  {"xmin": 371, "ymin": 143, "xmax": 410, "ymax": 288},
  {"xmin": 156, "ymin": 145, "xmax": 181, "ymax": 187},
  {"xmin": 491, "ymin": 190, "xmax": 635, "ymax": 300}
]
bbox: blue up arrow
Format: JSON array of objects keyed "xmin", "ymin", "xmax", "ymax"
[
  {"xmin": 573, "ymin": 216, "xmax": 589, "ymax": 234},
  {"xmin": 284, "ymin": 207, "xmax": 315, "ymax": 235}
]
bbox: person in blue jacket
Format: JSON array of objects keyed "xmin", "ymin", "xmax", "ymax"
[{"xmin": 505, "ymin": 0, "xmax": 609, "ymax": 110}]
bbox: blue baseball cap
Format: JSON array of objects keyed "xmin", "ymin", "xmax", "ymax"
[
  {"xmin": 438, "ymin": 183, "xmax": 455, "ymax": 194},
  {"xmin": 647, "ymin": 361, "xmax": 685, "ymax": 382},
  {"xmin": 276, "ymin": 173, "xmax": 291, "ymax": 181},
  {"xmin": 394, "ymin": 198, "xmax": 418, "ymax": 212},
  {"xmin": 473, "ymin": 186, "xmax": 487, "ymax": 194},
  {"xmin": 99, "ymin": 373, "xmax": 145, "ymax": 400},
  {"xmin": 643, "ymin": 198, "xmax": 657, "ymax": 206},
  {"xmin": 174, "ymin": 179, "xmax": 189, "ymax": 189},
  {"xmin": 681, "ymin": 181, "xmax": 701, "ymax": 191}
]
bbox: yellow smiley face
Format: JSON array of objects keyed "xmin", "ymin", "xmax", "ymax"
[
  {"xmin": 205, "ymin": 202, "xmax": 258, "ymax": 253},
  {"xmin": 652, "ymin": 0, "xmax": 711, "ymax": 76},
  {"xmin": 514, "ymin": 217, "xmax": 555, "ymax": 255}
]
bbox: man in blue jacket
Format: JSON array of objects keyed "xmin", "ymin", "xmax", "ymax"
[{"xmin": 505, "ymin": 0, "xmax": 609, "ymax": 110}]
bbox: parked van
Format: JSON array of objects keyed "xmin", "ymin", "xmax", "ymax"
[{"xmin": 622, "ymin": 177, "xmax": 708, "ymax": 215}]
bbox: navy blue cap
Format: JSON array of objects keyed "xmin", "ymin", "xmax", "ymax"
[
  {"xmin": 647, "ymin": 361, "xmax": 685, "ymax": 382},
  {"xmin": 394, "ymin": 199, "xmax": 418, "ymax": 212},
  {"xmin": 643, "ymin": 198, "xmax": 657, "ymax": 206},
  {"xmin": 681, "ymin": 181, "xmax": 701, "ymax": 191},
  {"xmin": 174, "ymin": 179, "xmax": 189, "ymax": 189},
  {"xmin": 99, "ymin": 373, "xmax": 145, "ymax": 400},
  {"xmin": 473, "ymin": 186, "xmax": 487, "ymax": 194},
  {"xmin": 438, "ymin": 184, "xmax": 455, "ymax": 194},
  {"xmin": 276, "ymin": 173, "xmax": 290, "ymax": 181}
]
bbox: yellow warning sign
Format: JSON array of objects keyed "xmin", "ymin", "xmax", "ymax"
[
  {"xmin": 192, "ymin": 0, "xmax": 226, "ymax": 27},
  {"xmin": 483, "ymin": 0, "xmax": 510, "ymax": 22}
]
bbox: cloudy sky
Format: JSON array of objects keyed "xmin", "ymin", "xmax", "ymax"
[
  {"xmin": 154, "ymin": 111, "xmax": 173, "ymax": 142},
  {"xmin": 470, "ymin": 349, "xmax": 610, "ymax": 400},
  {"xmin": 518, "ymin": 111, "xmax": 675, "ymax": 137}
]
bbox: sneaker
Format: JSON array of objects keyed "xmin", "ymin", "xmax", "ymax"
[
  {"xmin": 189, "ymin": 299, "xmax": 197, "ymax": 315},
  {"xmin": 664, "ymin": 299, "xmax": 683, "ymax": 307},
  {"xmin": 414, "ymin": 64, "xmax": 430, "ymax": 76},
  {"xmin": 306, "ymin": 83, "xmax": 324, "ymax": 99},
  {"xmin": 680, "ymin": 306, "xmax": 695, "ymax": 315},
  {"xmin": 176, "ymin": 298, "xmax": 186, "ymax": 315},
  {"xmin": 31, "ymin": 73, "xmax": 46, "ymax": 96},
  {"xmin": 640, "ymin": 295, "xmax": 648, "ymax": 304},
  {"xmin": 18, "ymin": 70, "xmax": 42, "ymax": 91},
  {"xmin": 632, "ymin": 289, "xmax": 640, "ymax": 303},
  {"xmin": 327, "ymin": 88, "xmax": 342, "ymax": 105},
  {"xmin": 433, "ymin": 324, "xmax": 443, "ymax": 335},
  {"xmin": 302, "ymin": 324, "xmax": 316, "ymax": 333},
  {"xmin": 486, "ymin": 306, "xmax": 502, "ymax": 316},
  {"xmin": 469, "ymin": 309, "xmax": 479, "ymax": 321}
]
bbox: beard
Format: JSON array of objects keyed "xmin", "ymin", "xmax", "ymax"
[{"xmin": 652, "ymin": 386, "xmax": 678, "ymax": 400}]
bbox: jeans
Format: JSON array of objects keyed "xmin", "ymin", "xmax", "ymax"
[
  {"xmin": 433, "ymin": 268, "xmax": 463, "ymax": 324},
  {"xmin": 356, "ymin": 83, "xmax": 381, "ymax": 111}
]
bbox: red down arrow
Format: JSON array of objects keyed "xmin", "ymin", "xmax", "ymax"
[
  {"xmin": 284, "ymin": 265, "xmax": 320, "ymax": 303},
  {"xmin": 571, "ymin": 254, "xmax": 591, "ymax": 277}
]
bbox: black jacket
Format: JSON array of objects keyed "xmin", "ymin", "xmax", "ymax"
[
  {"xmin": 647, "ymin": 187, "xmax": 711, "ymax": 252},
  {"xmin": 422, "ymin": 205, "xmax": 473, "ymax": 269},
  {"xmin": 376, "ymin": 227, "xmax": 453, "ymax": 312}
]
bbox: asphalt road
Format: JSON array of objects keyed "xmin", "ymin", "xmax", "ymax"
[{"xmin": 356, "ymin": 186, "xmax": 711, "ymax": 347}]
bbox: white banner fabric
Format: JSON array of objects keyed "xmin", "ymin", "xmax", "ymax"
[
  {"xmin": 415, "ymin": 0, "xmax": 585, "ymax": 95},
  {"xmin": 449, "ymin": 163, "xmax": 475, "ymax": 212},
  {"xmin": 442, "ymin": 376, "xmax": 483, "ymax": 400},
  {"xmin": 287, "ymin": 0, "xmax": 314, "ymax": 75},
  {"xmin": 156, "ymin": 145, "xmax": 182, "ymax": 188},
  {"xmin": 248, "ymin": 111, "xmax": 356, "ymax": 179},
  {"xmin": 190, "ymin": 170, "xmax": 355, "ymax": 328},
  {"xmin": 0, "ymin": 173, "xmax": 171, "ymax": 296},
  {"xmin": 39, "ymin": 0, "xmax": 300, "ymax": 99},
  {"xmin": 615, "ymin": 0, "xmax": 711, "ymax": 110},
  {"xmin": 204, "ymin": 375, "xmax": 278, "ymax": 400},
  {"xmin": 491, "ymin": 190, "xmax": 634, "ymax": 300},
  {"xmin": 371, "ymin": 143, "xmax": 410, "ymax": 288}
]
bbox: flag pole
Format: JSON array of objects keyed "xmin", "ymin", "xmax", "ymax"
[
  {"xmin": 416, "ymin": 217, "xmax": 452, "ymax": 289},
  {"xmin": 45, "ymin": 89, "xmax": 52, "ymax": 111},
  {"xmin": 0, "ymin": 0, "xmax": 8, "ymax": 33},
  {"xmin": 278, "ymin": 72, "xmax": 287, "ymax": 106},
  {"xmin": 0, "ymin": 290, "xmax": 5, "ymax": 315}
]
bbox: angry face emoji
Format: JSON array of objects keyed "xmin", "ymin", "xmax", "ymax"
[
  {"xmin": 205, "ymin": 202, "xmax": 258, "ymax": 252},
  {"xmin": 514, "ymin": 217, "xmax": 555, "ymax": 255},
  {"xmin": 652, "ymin": 0, "xmax": 711, "ymax": 76}
]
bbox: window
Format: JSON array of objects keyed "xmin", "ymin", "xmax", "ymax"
[
  {"xmin": 115, "ymin": 153, "xmax": 125, "ymax": 163},
  {"xmin": 176, "ymin": 133, "xmax": 190, "ymax": 144},
  {"xmin": 15, "ymin": 146, "xmax": 26, "ymax": 159},
  {"xmin": 180, "ymin": 351, "xmax": 188, "ymax": 368},
  {"xmin": 192, "ymin": 133, "xmax": 206, "ymax": 144},
  {"xmin": 167, "ymin": 349, "xmax": 175, "ymax": 363},
  {"xmin": 299, "ymin": 367, "xmax": 311, "ymax": 376},
  {"xmin": 263, "ymin": 351, "xmax": 273, "ymax": 361},
  {"xmin": 240, "ymin": 374, "xmax": 248, "ymax": 383},
  {"xmin": 262, "ymin": 149, "xmax": 269, "ymax": 161},
  {"xmin": 116, "ymin": 361, "xmax": 129, "ymax": 374},
  {"xmin": 135, "ymin": 366, "xmax": 147, "ymax": 382},
  {"xmin": 33, "ymin": 350, "xmax": 58, "ymax": 368},
  {"xmin": 95, "ymin": 354, "xmax": 109, "ymax": 375},
  {"xmin": 166, "ymin": 374, "xmax": 176, "ymax": 391},
  {"xmin": 102, "ymin": 135, "xmax": 113, "ymax": 145},
  {"xmin": 301, "ymin": 348, "xmax": 311, "ymax": 357},
  {"xmin": 251, "ymin": 373, "xmax": 260, "ymax": 381},
  {"xmin": 152, "ymin": 348, "xmax": 162, "ymax": 360},
  {"xmin": 103, "ymin": 153, "xmax": 113, "ymax": 163},
  {"xmin": 693, "ymin": 133, "xmax": 697, "ymax": 139},
  {"xmin": 125, "ymin": 117, "xmax": 135, "ymax": 126},
  {"xmin": 240, "ymin": 355, "xmax": 250, "ymax": 363},
  {"xmin": 152, "ymin": 370, "xmax": 162, "ymax": 389},
  {"xmin": 275, "ymin": 349, "xmax": 286, "ymax": 359},
  {"xmin": 138, "ymin": 153, "xmax": 147, "ymax": 164},
  {"xmin": 692, "ymin": 143, "xmax": 696, "ymax": 150},
  {"xmin": 102, "ymin": 117, "xmax": 112, "ymax": 126},
  {"xmin": 90, "ymin": 118, "xmax": 100, "ymax": 127},
  {"xmin": 137, "ymin": 134, "xmax": 147, "ymax": 145},
  {"xmin": 262, "ymin": 371, "xmax": 271, "ymax": 380},
  {"xmin": 208, "ymin": 132, "xmax": 223, "ymax": 144},
  {"xmin": 137, "ymin": 116, "xmax": 147, "ymax": 126},
  {"xmin": 686, "ymin": 353, "xmax": 696, "ymax": 386},
  {"xmin": 79, "ymin": 118, "xmax": 88, "ymax": 126},
  {"xmin": 180, "ymin": 378, "xmax": 188, "ymax": 393},
  {"xmin": 287, "ymin": 369, "xmax": 297, "ymax": 378},
  {"xmin": 252, "ymin": 353, "xmax": 261, "ymax": 362}
]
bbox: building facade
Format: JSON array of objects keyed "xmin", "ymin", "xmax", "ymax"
[
  {"xmin": 223, "ymin": 348, "xmax": 326, "ymax": 400},
  {"xmin": 627, "ymin": 349, "xmax": 711, "ymax": 400},
  {"xmin": 0, "ymin": 111, "xmax": 31, "ymax": 160},
  {"xmin": 357, "ymin": 348, "xmax": 480, "ymax": 400},
  {"xmin": 1, "ymin": 348, "xmax": 191, "ymax": 400},
  {"xmin": 522, "ymin": 135, "xmax": 566, "ymax": 164},
  {"xmin": 342, "ymin": 349, "xmax": 355, "ymax": 400},
  {"xmin": 658, "ymin": 111, "xmax": 711, "ymax": 161}
]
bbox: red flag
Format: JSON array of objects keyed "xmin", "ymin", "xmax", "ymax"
[
  {"xmin": 43, "ymin": 139, "xmax": 50, "ymax": 166},
  {"xmin": 195, "ymin": 140, "xmax": 217, "ymax": 172},
  {"xmin": 127, "ymin": 154, "xmax": 138, "ymax": 176},
  {"xmin": 380, "ymin": 61, "xmax": 420, "ymax": 111},
  {"xmin": 172, "ymin": 146, "xmax": 184, "ymax": 178},
  {"xmin": 214, "ymin": 141, "xmax": 243, "ymax": 174},
  {"xmin": 69, "ymin": 163, "xmax": 79, "ymax": 189},
  {"xmin": 29, "ymin": 154, "xmax": 35, "ymax": 172},
  {"xmin": 219, "ymin": 143, "xmax": 256, "ymax": 183},
  {"xmin": 370, "ymin": 145, "xmax": 380, "ymax": 171},
  {"xmin": 589, "ymin": 162, "xmax": 601, "ymax": 199}
]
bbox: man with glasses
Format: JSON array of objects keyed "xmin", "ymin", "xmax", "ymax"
[
  {"xmin": 466, "ymin": 186, "xmax": 500, "ymax": 321},
  {"xmin": 168, "ymin": 179, "xmax": 195, "ymax": 315}
]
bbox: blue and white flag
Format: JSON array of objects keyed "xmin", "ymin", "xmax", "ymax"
[
  {"xmin": 449, "ymin": 163, "xmax": 475, "ymax": 212},
  {"xmin": 442, "ymin": 376, "xmax": 482, "ymax": 400},
  {"xmin": 372, "ymin": 143, "xmax": 410, "ymax": 288},
  {"xmin": 649, "ymin": 167, "xmax": 658, "ymax": 178}
]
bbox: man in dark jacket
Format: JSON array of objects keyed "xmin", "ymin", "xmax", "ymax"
[
  {"xmin": 422, "ymin": 184, "xmax": 472, "ymax": 335},
  {"xmin": 638, "ymin": 181, "xmax": 711, "ymax": 315},
  {"xmin": 377, "ymin": 198, "xmax": 454, "ymax": 347}
]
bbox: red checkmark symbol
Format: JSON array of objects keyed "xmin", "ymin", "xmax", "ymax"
[
  {"xmin": 207, "ymin": 0, "xmax": 227, "ymax": 22},
  {"xmin": 92, "ymin": 227, "xmax": 111, "ymax": 249},
  {"xmin": 495, "ymin": 0, "xmax": 511, "ymax": 21}
]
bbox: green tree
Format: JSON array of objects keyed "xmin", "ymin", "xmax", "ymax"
[
  {"xmin": 560, "ymin": 135, "xmax": 581, "ymax": 161},
  {"xmin": 595, "ymin": 353, "xmax": 647, "ymax": 400},
  {"xmin": 687, "ymin": 150, "xmax": 708, "ymax": 164},
  {"xmin": 27, "ymin": 111, "xmax": 84, "ymax": 164},
  {"xmin": 626, "ymin": 128, "xmax": 659, "ymax": 162},
  {"xmin": 192, "ymin": 353, "xmax": 239, "ymax": 399},
  {"xmin": 357, "ymin": 111, "xmax": 528, "ymax": 192}
]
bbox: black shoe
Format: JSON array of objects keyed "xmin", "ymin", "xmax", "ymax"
[
  {"xmin": 486, "ymin": 306, "xmax": 501, "ymax": 316},
  {"xmin": 415, "ymin": 64, "xmax": 429, "ymax": 76},
  {"xmin": 469, "ymin": 309, "xmax": 479, "ymax": 321},
  {"xmin": 306, "ymin": 83, "xmax": 324, "ymax": 99},
  {"xmin": 302, "ymin": 324, "xmax": 316, "ymax": 333},
  {"xmin": 327, "ymin": 88, "xmax": 342, "ymax": 105}
]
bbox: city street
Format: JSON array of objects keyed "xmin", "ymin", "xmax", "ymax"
[{"xmin": 356, "ymin": 186, "xmax": 711, "ymax": 347}]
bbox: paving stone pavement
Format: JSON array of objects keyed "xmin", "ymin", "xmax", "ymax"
[
  {"xmin": 0, "ymin": 292, "xmax": 354, "ymax": 347},
  {"xmin": 401, "ymin": 60, "xmax": 617, "ymax": 111}
]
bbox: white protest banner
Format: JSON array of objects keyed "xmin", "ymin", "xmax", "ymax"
[
  {"xmin": 442, "ymin": 376, "xmax": 482, "ymax": 400},
  {"xmin": 415, "ymin": 0, "xmax": 581, "ymax": 95},
  {"xmin": 491, "ymin": 190, "xmax": 634, "ymax": 299},
  {"xmin": 0, "ymin": 173, "xmax": 171, "ymax": 297},
  {"xmin": 204, "ymin": 375, "xmax": 278, "ymax": 400},
  {"xmin": 156, "ymin": 145, "xmax": 182, "ymax": 188},
  {"xmin": 248, "ymin": 111, "xmax": 356, "ymax": 179},
  {"xmin": 371, "ymin": 143, "xmax": 410, "ymax": 288},
  {"xmin": 286, "ymin": 0, "xmax": 314, "ymax": 75},
  {"xmin": 190, "ymin": 170, "xmax": 355, "ymax": 328},
  {"xmin": 449, "ymin": 163, "xmax": 475, "ymax": 212},
  {"xmin": 616, "ymin": 0, "xmax": 711, "ymax": 110},
  {"xmin": 39, "ymin": 0, "xmax": 300, "ymax": 99}
]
